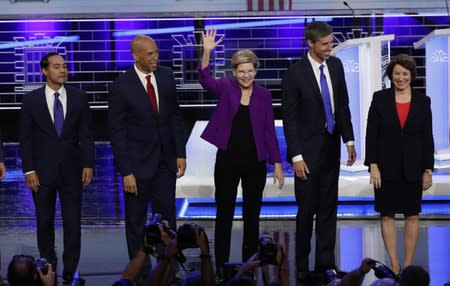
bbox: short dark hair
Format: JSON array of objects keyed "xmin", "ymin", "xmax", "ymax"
[
  {"xmin": 399, "ymin": 265, "xmax": 430, "ymax": 286},
  {"xmin": 304, "ymin": 21, "xmax": 333, "ymax": 43},
  {"xmin": 386, "ymin": 54, "xmax": 417, "ymax": 82},
  {"xmin": 7, "ymin": 255, "xmax": 41, "ymax": 286},
  {"xmin": 40, "ymin": 52, "xmax": 60, "ymax": 70}
]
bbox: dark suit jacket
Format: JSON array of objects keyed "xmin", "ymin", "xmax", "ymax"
[
  {"xmin": 20, "ymin": 85, "xmax": 94, "ymax": 185},
  {"xmin": 108, "ymin": 66, "xmax": 185, "ymax": 180},
  {"xmin": 364, "ymin": 88, "xmax": 434, "ymax": 182},
  {"xmin": 281, "ymin": 55, "xmax": 354, "ymax": 171}
]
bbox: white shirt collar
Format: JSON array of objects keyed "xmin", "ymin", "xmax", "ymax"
[
  {"xmin": 134, "ymin": 64, "xmax": 154, "ymax": 79},
  {"xmin": 307, "ymin": 52, "xmax": 327, "ymax": 71},
  {"xmin": 45, "ymin": 84, "xmax": 66, "ymax": 97}
]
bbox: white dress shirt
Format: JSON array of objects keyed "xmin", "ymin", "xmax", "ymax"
[
  {"xmin": 134, "ymin": 64, "xmax": 160, "ymax": 110},
  {"xmin": 292, "ymin": 52, "xmax": 354, "ymax": 163},
  {"xmin": 45, "ymin": 84, "xmax": 67, "ymax": 121}
]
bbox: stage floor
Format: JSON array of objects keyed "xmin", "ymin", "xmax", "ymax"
[
  {"xmin": 0, "ymin": 135, "xmax": 450, "ymax": 285},
  {"xmin": 0, "ymin": 219, "xmax": 449, "ymax": 286}
]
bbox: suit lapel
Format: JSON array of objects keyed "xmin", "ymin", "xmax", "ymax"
[
  {"xmin": 130, "ymin": 68, "xmax": 156, "ymax": 118},
  {"xmin": 304, "ymin": 58, "xmax": 322, "ymax": 104},
  {"xmin": 386, "ymin": 88, "xmax": 403, "ymax": 130},
  {"xmin": 62, "ymin": 86, "xmax": 74, "ymax": 136},
  {"xmin": 148, "ymin": 69, "xmax": 160, "ymax": 118},
  {"xmin": 37, "ymin": 86, "xmax": 59, "ymax": 136},
  {"xmin": 327, "ymin": 60, "xmax": 339, "ymax": 107},
  {"xmin": 403, "ymin": 90, "xmax": 417, "ymax": 130}
]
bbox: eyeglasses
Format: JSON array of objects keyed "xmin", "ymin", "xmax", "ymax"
[{"xmin": 235, "ymin": 70, "xmax": 256, "ymax": 77}]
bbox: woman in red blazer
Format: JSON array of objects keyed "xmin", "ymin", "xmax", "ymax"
[
  {"xmin": 365, "ymin": 54, "xmax": 434, "ymax": 274},
  {"xmin": 198, "ymin": 29, "xmax": 284, "ymax": 279}
]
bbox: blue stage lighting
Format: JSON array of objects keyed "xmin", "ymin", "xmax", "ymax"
[
  {"xmin": 0, "ymin": 35, "xmax": 80, "ymax": 50},
  {"xmin": 113, "ymin": 17, "xmax": 334, "ymax": 38}
]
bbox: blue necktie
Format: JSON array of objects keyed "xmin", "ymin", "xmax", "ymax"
[
  {"xmin": 53, "ymin": 92, "xmax": 64, "ymax": 136},
  {"xmin": 319, "ymin": 64, "xmax": 334, "ymax": 134}
]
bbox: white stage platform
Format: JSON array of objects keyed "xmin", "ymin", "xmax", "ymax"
[{"xmin": 176, "ymin": 121, "xmax": 450, "ymax": 200}]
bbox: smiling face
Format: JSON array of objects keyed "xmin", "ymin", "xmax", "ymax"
[
  {"xmin": 233, "ymin": 63, "xmax": 256, "ymax": 90},
  {"xmin": 308, "ymin": 34, "xmax": 333, "ymax": 63},
  {"xmin": 42, "ymin": 55, "xmax": 67, "ymax": 90},
  {"xmin": 132, "ymin": 36, "xmax": 159, "ymax": 73},
  {"xmin": 391, "ymin": 64, "xmax": 411, "ymax": 91}
]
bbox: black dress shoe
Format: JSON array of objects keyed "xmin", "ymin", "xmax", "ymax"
[
  {"xmin": 215, "ymin": 267, "xmax": 225, "ymax": 286},
  {"xmin": 63, "ymin": 272, "xmax": 85, "ymax": 286},
  {"xmin": 62, "ymin": 272, "xmax": 73, "ymax": 285}
]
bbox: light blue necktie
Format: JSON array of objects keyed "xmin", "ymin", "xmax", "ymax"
[
  {"xmin": 319, "ymin": 64, "xmax": 334, "ymax": 134},
  {"xmin": 53, "ymin": 92, "xmax": 64, "ymax": 136}
]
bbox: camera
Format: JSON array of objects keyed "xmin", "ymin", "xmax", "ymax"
[
  {"xmin": 257, "ymin": 235, "xmax": 278, "ymax": 265},
  {"xmin": 324, "ymin": 268, "xmax": 339, "ymax": 284},
  {"xmin": 35, "ymin": 258, "xmax": 49, "ymax": 275},
  {"xmin": 177, "ymin": 223, "xmax": 205, "ymax": 249},
  {"xmin": 144, "ymin": 213, "xmax": 175, "ymax": 245},
  {"xmin": 372, "ymin": 260, "xmax": 399, "ymax": 281}
]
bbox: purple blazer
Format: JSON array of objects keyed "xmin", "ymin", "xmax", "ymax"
[{"xmin": 198, "ymin": 65, "xmax": 281, "ymax": 164}]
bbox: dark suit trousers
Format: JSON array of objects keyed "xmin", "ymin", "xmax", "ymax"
[
  {"xmin": 124, "ymin": 156, "xmax": 176, "ymax": 260},
  {"xmin": 294, "ymin": 133, "xmax": 340, "ymax": 272},
  {"xmin": 214, "ymin": 150, "xmax": 266, "ymax": 269},
  {"xmin": 33, "ymin": 180, "xmax": 82, "ymax": 274}
]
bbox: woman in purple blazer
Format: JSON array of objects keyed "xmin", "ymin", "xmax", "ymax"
[{"xmin": 198, "ymin": 29, "xmax": 284, "ymax": 278}]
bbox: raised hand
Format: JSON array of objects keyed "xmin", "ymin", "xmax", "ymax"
[{"xmin": 202, "ymin": 29, "xmax": 223, "ymax": 51}]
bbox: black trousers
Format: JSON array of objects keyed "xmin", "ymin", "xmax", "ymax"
[
  {"xmin": 214, "ymin": 150, "xmax": 266, "ymax": 269},
  {"xmin": 294, "ymin": 133, "xmax": 340, "ymax": 272},
  {"xmin": 33, "ymin": 181, "xmax": 82, "ymax": 275},
  {"xmin": 124, "ymin": 159, "xmax": 176, "ymax": 260}
]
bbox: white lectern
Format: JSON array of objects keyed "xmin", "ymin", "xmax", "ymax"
[
  {"xmin": 332, "ymin": 35, "xmax": 395, "ymax": 163},
  {"xmin": 414, "ymin": 29, "xmax": 450, "ymax": 157}
]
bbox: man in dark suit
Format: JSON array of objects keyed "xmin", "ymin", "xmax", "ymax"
[
  {"xmin": 20, "ymin": 52, "xmax": 94, "ymax": 283},
  {"xmin": 108, "ymin": 35, "xmax": 186, "ymax": 260},
  {"xmin": 0, "ymin": 128, "xmax": 5, "ymax": 180},
  {"xmin": 281, "ymin": 22, "xmax": 356, "ymax": 280}
]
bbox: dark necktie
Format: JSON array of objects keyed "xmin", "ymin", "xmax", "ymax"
[
  {"xmin": 146, "ymin": 75, "xmax": 158, "ymax": 114},
  {"xmin": 319, "ymin": 64, "xmax": 334, "ymax": 134},
  {"xmin": 53, "ymin": 92, "xmax": 64, "ymax": 136}
]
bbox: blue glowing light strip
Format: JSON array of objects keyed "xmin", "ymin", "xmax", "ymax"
[
  {"xmin": 204, "ymin": 17, "xmax": 324, "ymax": 30},
  {"xmin": 113, "ymin": 18, "xmax": 332, "ymax": 37},
  {"xmin": 0, "ymin": 13, "xmax": 447, "ymax": 24},
  {"xmin": 0, "ymin": 35, "xmax": 80, "ymax": 50},
  {"xmin": 113, "ymin": 26, "xmax": 194, "ymax": 37}
]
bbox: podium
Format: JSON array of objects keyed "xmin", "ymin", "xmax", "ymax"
[
  {"xmin": 331, "ymin": 35, "xmax": 395, "ymax": 163},
  {"xmin": 414, "ymin": 29, "xmax": 450, "ymax": 157}
]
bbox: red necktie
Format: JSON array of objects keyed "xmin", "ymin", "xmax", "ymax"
[{"xmin": 145, "ymin": 75, "xmax": 158, "ymax": 114}]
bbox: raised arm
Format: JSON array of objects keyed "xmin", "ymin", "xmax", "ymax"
[{"xmin": 201, "ymin": 29, "xmax": 223, "ymax": 69}]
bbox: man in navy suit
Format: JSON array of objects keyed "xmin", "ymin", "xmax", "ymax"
[
  {"xmin": 20, "ymin": 52, "xmax": 94, "ymax": 283},
  {"xmin": 282, "ymin": 22, "xmax": 356, "ymax": 280},
  {"xmin": 108, "ymin": 35, "xmax": 186, "ymax": 260},
  {"xmin": 0, "ymin": 128, "xmax": 5, "ymax": 180}
]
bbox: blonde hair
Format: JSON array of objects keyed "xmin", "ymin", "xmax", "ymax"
[{"xmin": 231, "ymin": 49, "xmax": 259, "ymax": 70}]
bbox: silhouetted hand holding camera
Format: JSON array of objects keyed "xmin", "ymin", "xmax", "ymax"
[{"xmin": 37, "ymin": 263, "xmax": 55, "ymax": 286}]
